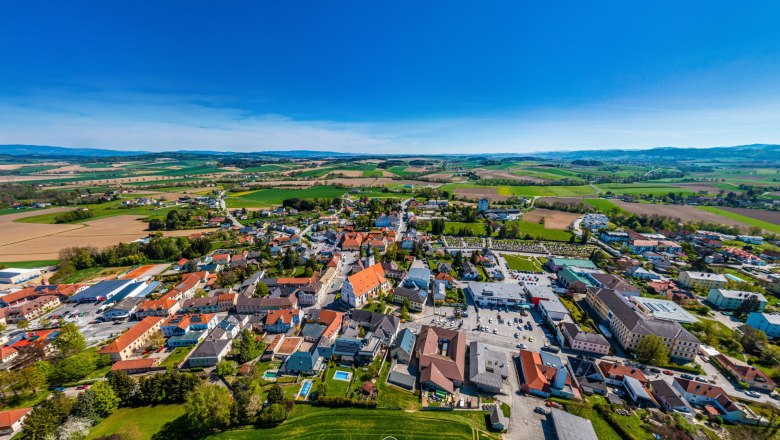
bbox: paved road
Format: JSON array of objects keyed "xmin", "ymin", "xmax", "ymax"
[{"xmin": 218, "ymin": 190, "xmax": 243, "ymax": 227}]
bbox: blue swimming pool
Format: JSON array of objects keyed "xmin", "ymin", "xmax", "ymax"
[
  {"xmin": 262, "ymin": 371, "xmax": 278, "ymax": 380},
  {"xmin": 333, "ymin": 370, "xmax": 352, "ymax": 381},
  {"xmin": 300, "ymin": 380, "xmax": 313, "ymax": 397}
]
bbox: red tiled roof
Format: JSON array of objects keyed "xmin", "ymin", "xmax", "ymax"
[
  {"xmin": 598, "ymin": 361, "xmax": 648, "ymax": 385},
  {"xmin": 99, "ymin": 317, "xmax": 163, "ymax": 355},
  {"xmin": 111, "ymin": 358, "xmax": 159, "ymax": 371},
  {"xmin": 0, "ymin": 407, "xmax": 32, "ymax": 429},
  {"xmin": 347, "ymin": 263, "xmax": 387, "ymax": 298}
]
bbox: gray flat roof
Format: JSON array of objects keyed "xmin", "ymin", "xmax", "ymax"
[
  {"xmin": 550, "ymin": 408, "xmax": 598, "ymax": 440},
  {"xmin": 465, "ymin": 282, "xmax": 525, "ymax": 300}
]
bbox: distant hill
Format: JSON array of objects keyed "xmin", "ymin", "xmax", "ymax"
[
  {"xmin": 535, "ymin": 144, "xmax": 780, "ymax": 162},
  {"xmin": 0, "ymin": 144, "xmax": 149, "ymax": 157},
  {"xmin": 1, "ymin": 143, "xmax": 779, "ymax": 162}
]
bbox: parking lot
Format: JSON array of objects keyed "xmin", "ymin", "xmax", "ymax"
[{"xmin": 27, "ymin": 300, "xmax": 136, "ymax": 346}]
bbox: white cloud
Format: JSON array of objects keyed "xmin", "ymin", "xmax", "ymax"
[{"xmin": 0, "ymin": 88, "xmax": 779, "ymax": 153}]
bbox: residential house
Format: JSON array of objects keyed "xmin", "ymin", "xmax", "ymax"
[
  {"xmin": 711, "ymin": 354, "xmax": 777, "ymax": 392},
  {"xmin": 461, "ymin": 262, "xmax": 479, "ymax": 280},
  {"xmin": 0, "ymin": 407, "xmax": 32, "ymax": 437},
  {"xmin": 706, "ymin": 288, "xmax": 767, "ymax": 312},
  {"xmin": 598, "ymin": 361, "xmax": 648, "ymax": 387},
  {"xmin": 746, "ymin": 312, "xmax": 780, "ymax": 338},
  {"xmin": 561, "ymin": 322, "xmax": 611, "ymax": 355},
  {"xmin": 673, "ymin": 378, "xmax": 764, "ymax": 424},
  {"xmin": 281, "ymin": 348, "xmax": 324, "ymax": 375},
  {"xmin": 264, "ymin": 309, "xmax": 302, "ymax": 334},
  {"xmin": 391, "ymin": 328, "xmax": 416, "ymax": 365},
  {"xmin": 99, "ymin": 317, "xmax": 164, "ymax": 362},
  {"xmin": 517, "ymin": 349, "xmax": 574, "ymax": 398},
  {"xmin": 110, "ymin": 357, "xmax": 161, "ymax": 374},
  {"xmin": 650, "ymin": 379, "xmax": 694, "ymax": 415},
  {"xmin": 677, "ymin": 271, "xmax": 728, "ymax": 291},
  {"xmin": 135, "ymin": 299, "xmax": 181, "ymax": 318},
  {"xmin": 549, "ymin": 408, "xmax": 598, "ymax": 440},
  {"xmin": 567, "ymin": 356, "xmax": 607, "ymax": 395},
  {"xmin": 392, "ymin": 286, "xmax": 427, "ymax": 312},
  {"xmin": 4, "ymin": 295, "xmax": 60, "ymax": 323}
]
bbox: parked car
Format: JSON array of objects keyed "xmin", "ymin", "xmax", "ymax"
[
  {"xmin": 534, "ymin": 407, "xmax": 549, "ymax": 415},
  {"xmin": 514, "ymin": 333, "xmax": 519, "ymax": 339},
  {"xmin": 492, "ymin": 329, "xmax": 498, "ymax": 334},
  {"xmin": 662, "ymin": 370, "xmax": 673, "ymax": 376},
  {"xmin": 680, "ymin": 374, "xmax": 694, "ymax": 380},
  {"xmin": 744, "ymin": 390, "xmax": 761, "ymax": 398},
  {"xmin": 516, "ymin": 343, "xmax": 526, "ymax": 349},
  {"xmin": 76, "ymin": 384, "xmax": 90, "ymax": 390},
  {"xmin": 695, "ymin": 376, "xmax": 708, "ymax": 383},
  {"xmin": 649, "ymin": 368, "xmax": 661, "ymax": 374}
]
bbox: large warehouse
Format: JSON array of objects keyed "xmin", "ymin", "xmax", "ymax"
[{"xmin": 0, "ymin": 268, "xmax": 41, "ymax": 284}]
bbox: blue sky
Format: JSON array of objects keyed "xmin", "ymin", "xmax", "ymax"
[{"xmin": 1, "ymin": 1, "xmax": 780, "ymax": 153}]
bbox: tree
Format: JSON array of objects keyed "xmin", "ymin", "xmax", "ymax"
[
  {"xmin": 231, "ymin": 379, "xmax": 261, "ymax": 425},
  {"xmin": 107, "ymin": 370, "xmax": 137, "ymax": 405},
  {"xmin": 400, "ymin": 305, "xmax": 410, "ymax": 321},
  {"xmin": 736, "ymin": 295, "xmax": 762, "ymax": 317},
  {"xmin": 53, "ymin": 322, "xmax": 87, "ymax": 357},
  {"xmin": 50, "ymin": 351, "xmax": 96, "ymax": 384},
  {"xmin": 17, "ymin": 319, "xmax": 30, "ymax": 329},
  {"xmin": 740, "ymin": 326, "xmax": 768, "ymax": 355},
  {"xmin": 19, "ymin": 392, "xmax": 74, "ymax": 440},
  {"xmin": 216, "ymin": 360, "xmax": 237, "ymax": 378},
  {"xmin": 266, "ymin": 384, "xmax": 285, "ymax": 405},
  {"xmin": 255, "ymin": 282, "xmax": 269, "ymax": 297},
  {"xmin": 237, "ymin": 329, "xmax": 261, "ymax": 364},
  {"xmin": 184, "ymin": 383, "xmax": 233, "ymax": 432},
  {"xmin": 635, "ymin": 335, "xmax": 669, "ymax": 365},
  {"xmin": 146, "ymin": 331, "xmax": 166, "ymax": 350},
  {"xmin": 89, "ymin": 381, "xmax": 120, "ymax": 419}
]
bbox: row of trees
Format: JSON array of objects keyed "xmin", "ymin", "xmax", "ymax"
[
  {"xmin": 54, "ymin": 209, "xmax": 94, "ymax": 223},
  {"xmin": 54, "ymin": 235, "xmax": 212, "ymax": 281},
  {"xmin": 148, "ymin": 208, "xmax": 209, "ymax": 231}
]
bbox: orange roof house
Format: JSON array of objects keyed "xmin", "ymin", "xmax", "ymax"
[
  {"xmin": 317, "ymin": 310, "xmax": 344, "ymax": 342},
  {"xmin": 99, "ymin": 316, "xmax": 164, "ymax": 361},
  {"xmin": 341, "ymin": 263, "xmax": 389, "ymax": 308},
  {"xmin": 136, "ymin": 298, "xmax": 181, "ymax": 318},
  {"xmin": 0, "ymin": 407, "xmax": 32, "ymax": 436},
  {"xmin": 341, "ymin": 232, "xmax": 364, "ymax": 251},
  {"xmin": 598, "ymin": 361, "xmax": 648, "ymax": 386}
]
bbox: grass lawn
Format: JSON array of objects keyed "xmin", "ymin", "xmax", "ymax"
[
  {"xmin": 86, "ymin": 404, "xmax": 186, "ymax": 440},
  {"xmin": 507, "ymin": 220, "xmax": 573, "ymax": 241},
  {"xmin": 160, "ymin": 346, "xmax": 195, "ymax": 368},
  {"xmin": 376, "ymin": 361, "xmax": 418, "ymax": 410},
  {"xmin": 325, "ymin": 365, "xmax": 355, "ymax": 397},
  {"xmin": 503, "ymin": 255, "xmax": 542, "ymax": 272},
  {"xmin": 584, "ymin": 198, "xmax": 626, "ymax": 214},
  {"xmin": 52, "ymin": 266, "xmax": 130, "ymax": 283},
  {"xmin": 208, "ymin": 406, "xmax": 499, "ymax": 440},
  {"xmin": 0, "ymin": 390, "xmax": 50, "ymax": 411},
  {"xmin": 0, "ymin": 259, "xmax": 58, "ymax": 268},
  {"xmin": 697, "ymin": 206, "xmax": 780, "ymax": 234},
  {"xmin": 444, "ymin": 221, "xmax": 487, "ymax": 236}
]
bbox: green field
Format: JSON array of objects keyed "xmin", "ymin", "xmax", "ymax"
[
  {"xmin": 444, "ymin": 221, "xmax": 487, "ymax": 235},
  {"xmin": 697, "ymin": 207, "xmax": 780, "ymax": 234},
  {"xmin": 0, "ymin": 260, "xmax": 58, "ymax": 268},
  {"xmin": 242, "ymin": 164, "xmax": 288, "ymax": 173},
  {"xmin": 297, "ymin": 167, "xmax": 338, "ymax": 177},
  {"xmin": 601, "ymin": 184, "xmax": 696, "ymax": 196},
  {"xmin": 86, "ymin": 405, "xmax": 186, "ymax": 440},
  {"xmin": 15, "ymin": 200, "xmax": 178, "ymax": 224},
  {"xmin": 503, "ymin": 255, "xmax": 543, "ymax": 272},
  {"xmin": 584, "ymin": 198, "xmax": 625, "ymax": 214},
  {"xmin": 507, "ymin": 220, "xmax": 573, "ymax": 241},
  {"xmin": 225, "ymin": 186, "xmax": 349, "ymax": 207},
  {"xmin": 388, "ymin": 165, "xmax": 415, "ymax": 176},
  {"xmin": 208, "ymin": 406, "xmax": 499, "ymax": 440}
]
